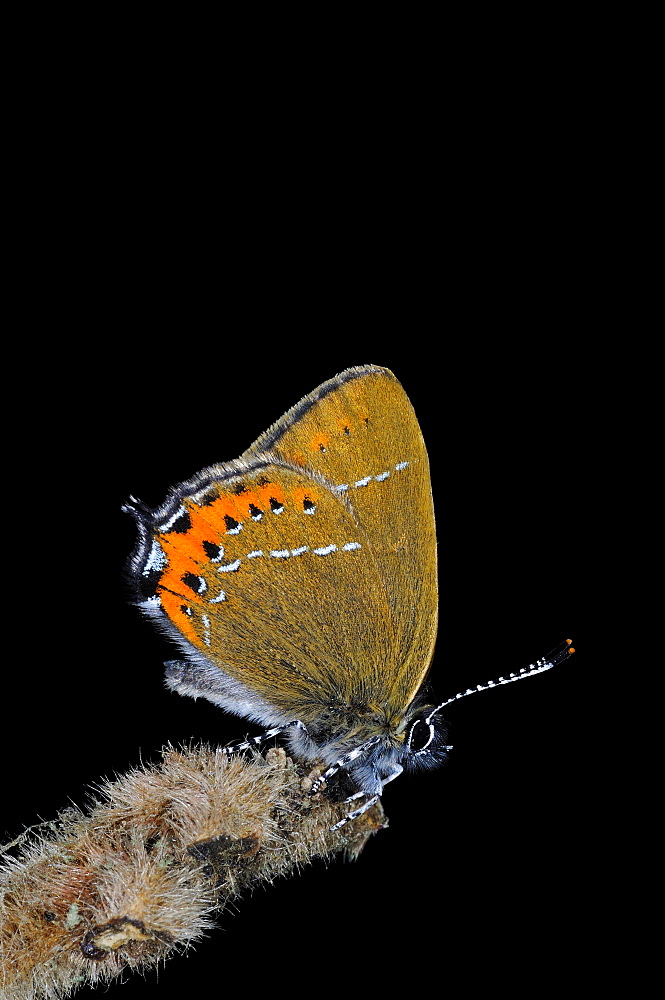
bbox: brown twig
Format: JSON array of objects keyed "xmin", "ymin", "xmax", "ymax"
[{"xmin": 1, "ymin": 744, "xmax": 385, "ymax": 999}]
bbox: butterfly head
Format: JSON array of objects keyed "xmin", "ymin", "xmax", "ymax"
[{"xmin": 278, "ymin": 693, "xmax": 452, "ymax": 802}]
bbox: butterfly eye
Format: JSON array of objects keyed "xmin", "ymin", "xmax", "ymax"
[
  {"xmin": 404, "ymin": 710, "xmax": 452, "ymax": 771},
  {"xmin": 405, "ymin": 716, "xmax": 432, "ymax": 753}
]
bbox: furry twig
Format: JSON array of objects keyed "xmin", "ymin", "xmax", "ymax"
[{"xmin": 1, "ymin": 744, "xmax": 385, "ymax": 999}]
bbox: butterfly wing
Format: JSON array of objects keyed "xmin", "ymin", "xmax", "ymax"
[
  {"xmin": 127, "ymin": 365, "xmax": 437, "ymax": 730},
  {"xmin": 245, "ymin": 365, "xmax": 438, "ymax": 714}
]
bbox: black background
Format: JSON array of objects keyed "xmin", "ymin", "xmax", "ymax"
[
  {"xmin": 5, "ymin": 1, "xmax": 640, "ymax": 985},
  {"xmin": 2, "ymin": 60, "xmax": 611, "ymax": 984},
  {"xmin": 4, "ymin": 328, "xmax": 594, "ymax": 995}
]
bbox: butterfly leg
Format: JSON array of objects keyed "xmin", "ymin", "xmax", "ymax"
[
  {"xmin": 329, "ymin": 795, "xmax": 380, "ymax": 831},
  {"xmin": 314, "ymin": 753, "xmax": 403, "ymax": 831},
  {"xmin": 309, "ymin": 735, "xmax": 383, "ymax": 795},
  {"xmin": 219, "ymin": 719, "xmax": 309, "ymax": 755},
  {"xmin": 341, "ymin": 761, "xmax": 404, "ymax": 803},
  {"xmin": 330, "ymin": 764, "xmax": 404, "ymax": 829}
]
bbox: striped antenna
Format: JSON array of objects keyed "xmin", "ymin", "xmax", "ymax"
[{"xmin": 426, "ymin": 639, "xmax": 575, "ymax": 725}]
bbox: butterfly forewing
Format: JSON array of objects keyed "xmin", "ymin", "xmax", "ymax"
[{"xmin": 246, "ymin": 365, "xmax": 438, "ymax": 714}]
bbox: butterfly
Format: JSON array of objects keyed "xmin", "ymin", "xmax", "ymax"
[{"xmin": 124, "ymin": 365, "xmax": 572, "ymax": 826}]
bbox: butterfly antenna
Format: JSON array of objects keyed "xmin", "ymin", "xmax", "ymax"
[
  {"xmin": 426, "ymin": 639, "xmax": 575, "ymax": 725},
  {"xmin": 121, "ymin": 496, "xmax": 152, "ymax": 519}
]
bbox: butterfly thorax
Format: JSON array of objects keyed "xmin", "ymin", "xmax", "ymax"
[
  {"xmin": 285, "ymin": 691, "xmax": 443, "ymax": 772},
  {"xmin": 298, "ymin": 699, "xmax": 402, "ymax": 753}
]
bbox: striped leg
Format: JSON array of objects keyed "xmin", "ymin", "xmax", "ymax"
[{"xmin": 218, "ymin": 719, "xmax": 308, "ymax": 755}]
